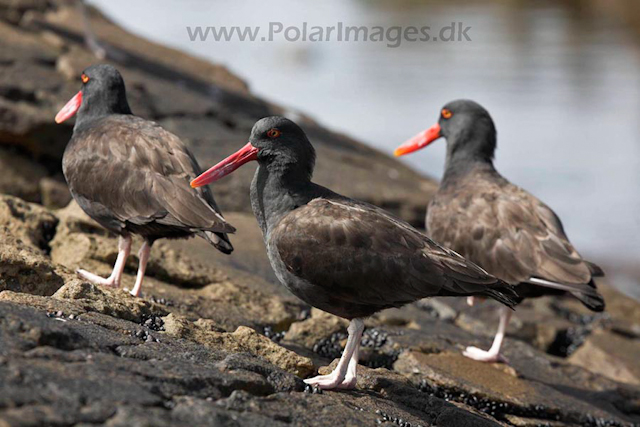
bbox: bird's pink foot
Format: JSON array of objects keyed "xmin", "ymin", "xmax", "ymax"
[
  {"xmin": 304, "ymin": 319, "xmax": 363, "ymax": 390},
  {"xmin": 303, "ymin": 372, "xmax": 356, "ymax": 390},
  {"xmin": 336, "ymin": 374, "xmax": 357, "ymax": 389},
  {"xmin": 76, "ymin": 269, "xmax": 119, "ymax": 287},
  {"xmin": 463, "ymin": 346, "xmax": 508, "ymax": 363}
]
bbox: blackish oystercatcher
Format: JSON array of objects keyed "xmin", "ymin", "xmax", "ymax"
[
  {"xmin": 395, "ymin": 99, "xmax": 605, "ymax": 362},
  {"xmin": 55, "ymin": 64, "xmax": 235, "ymax": 297},
  {"xmin": 191, "ymin": 116, "xmax": 517, "ymax": 389}
]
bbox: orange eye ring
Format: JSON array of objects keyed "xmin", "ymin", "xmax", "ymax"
[
  {"xmin": 81, "ymin": 74, "xmax": 90, "ymax": 84},
  {"xmin": 441, "ymin": 109, "xmax": 452, "ymax": 119},
  {"xmin": 267, "ymin": 128, "xmax": 281, "ymax": 138}
]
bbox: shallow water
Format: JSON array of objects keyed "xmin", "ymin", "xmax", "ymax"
[{"xmin": 89, "ymin": 0, "xmax": 640, "ymax": 281}]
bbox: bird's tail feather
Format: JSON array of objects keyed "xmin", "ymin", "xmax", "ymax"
[
  {"xmin": 482, "ymin": 282, "xmax": 519, "ymax": 310},
  {"xmin": 527, "ymin": 277, "xmax": 605, "ymax": 312},
  {"xmin": 200, "ymin": 231, "xmax": 233, "ymax": 254},
  {"xmin": 585, "ymin": 261, "xmax": 605, "ymax": 277}
]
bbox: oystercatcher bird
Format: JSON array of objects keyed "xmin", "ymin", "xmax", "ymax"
[
  {"xmin": 395, "ymin": 99, "xmax": 605, "ymax": 362},
  {"xmin": 55, "ymin": 64, "xmax": 235, "ymax": 297},
  {"xmin": 191, "ymin": 116, "xmax": 517, "ymax": 389}
]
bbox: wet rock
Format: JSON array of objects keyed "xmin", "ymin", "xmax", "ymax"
[
  {"xmin": 568, "ymin": 329, "xmax": 640, "ymax": 385},
  {"xmin": 0, "ymin": 300, "xmax": 307, "ymax": 426},
  {"xmin": 163, "ymin": 313, "xmax": 314, "ymax": 377},
  {"xmin": 0, "ymin": 290, "xmax": 86, "ymax": 318},
  {"xmin": 214, "ymin": 353, "xmax": 304, "ymax": 393},
  {"xmin": 219, "ymin": 386, "xmax": 499, "ymax": 427},
  {"xmin": 283, "ymin": 362, "xmax": 501, "ymax": 427},
  {"xmin": 395, "ymin": 350, "xmax": 637, "ymax": 426}
]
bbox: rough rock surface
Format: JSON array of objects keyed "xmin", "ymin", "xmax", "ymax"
[{"xmin": 0, "ymin": 1, "xmax": 638, "ymax": 426}]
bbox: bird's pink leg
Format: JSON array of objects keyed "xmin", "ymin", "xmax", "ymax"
[
  {"xmin": 336, "ymin": 343, "xmax": 359, "ymax": 389},
  {"xmin": 467, "ymin": 296, "xmax": 487, "ymax": 306},
  {"xmin": 129, "ymin": 241, "xmax": 151, "ymax": 297},
  {"xmin": 463, "ymin": 306, "xmax": 512, "ymax": 363},
  {"xmin": 77, "ymin": 235, "xmax": 131, "ymax": 288},
  {"xmin": 304, "ymin": 318, "xmax": 364, "ymax": 390}
]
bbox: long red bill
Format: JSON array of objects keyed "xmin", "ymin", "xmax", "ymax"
[
  {"xmin": 191, "ymin": 142, "xmax": 259, "ymax": 188},
  {"xmin": 394, "ymin": 123, "xmax": 442, "ymax": 156},
  {"xmin": 55, "ymin": 91, "xmax": 83, "ymax": 124}
]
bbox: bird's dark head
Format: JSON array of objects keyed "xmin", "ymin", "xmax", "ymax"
[
  {"xmin": 55, "ymin": 64, "xmax": 132, "ymax": 126},
  {"xmin": 191, "ymin": 116, "xmax": 316, "ymax": 188},
  {"xmin": 394, "ymin": 99, "xmax": 497, "ymax": 163}
]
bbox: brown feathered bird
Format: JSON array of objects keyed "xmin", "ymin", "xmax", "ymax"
[
  {"xmin": 55, "ymin": 64, "xmax": 234, "ymax": 296},
  {"xmin": 191, "ymin": 116, "xmax": 518, "ymax": 389},
  {"xmin": 395, "ymin": 99, "xmax": 604, "ymax": 362}
]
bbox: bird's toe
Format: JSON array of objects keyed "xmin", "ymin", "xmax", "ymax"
[
  {"xmin": 336, "ymin": 376, "xmax": 357, "ymax": 389},
  {"xmin": 303, "ymin": 374, "xmax": 344, "ymax": 390},
  {"xmin": 463, "ymin": 346, "xmax": 507, "ymax": 363},
  {"xmin": 77, "ymin": 269, "xmax": 117, "ymax": 287}
]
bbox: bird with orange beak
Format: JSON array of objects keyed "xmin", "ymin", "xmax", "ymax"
[
  {"xmin": 192, "ymin": 116, "xmax": 518, "ymax": 389},
  {"xmin": 395, "ymin": 99, "xmax": 604, "ymax": 363},
  {"xmin": 56, "ymin": 64, "xmax": 234, "ymax": 296}
]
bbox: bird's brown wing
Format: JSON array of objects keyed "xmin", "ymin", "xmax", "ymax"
[
  {"xmin": 271, "ymin": 197, "xmax": 515, "ymax": 309},
  {"xmin": 63, "ymin": 116, "xmax": 235, "ymax": 234},
  {"xmin": 428, "ymin": 182, "xmax": 598, "ymax": 286}
]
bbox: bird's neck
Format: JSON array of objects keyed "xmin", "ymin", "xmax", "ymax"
[
  {"xmin": 250, "ymin": 163, "xmax": 317, "ymax": 237},
  {"xmin": 442, "ymin": 136, "xmax": 497, "ymax": 187},
  {"xmin": 74, "ymin": 92, "xmax": 132, "ymax": 132}
]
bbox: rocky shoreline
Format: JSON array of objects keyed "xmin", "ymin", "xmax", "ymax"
[{"xmin": 0, "ymin": 1, "xmax": 639, "ymax": 426}]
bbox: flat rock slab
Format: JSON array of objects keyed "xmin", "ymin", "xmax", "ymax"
[{"xmin": 395, "ymin": 350, "xmax": 638, "ymax": 426}]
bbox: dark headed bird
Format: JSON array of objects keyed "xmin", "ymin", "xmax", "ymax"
[
  {"xmin": 55, "ymin": 64, "xmax": 234, "ymax": 297},
  {"xmin": 395, "ymin": 100, "xmax": 605, "ymax": 363},
  {"xmin": 191, "ymin": 116, "xmax": 517, "ymax": 389}
]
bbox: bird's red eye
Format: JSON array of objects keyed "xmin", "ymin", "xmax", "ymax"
[
  {"xmin": 267, "ymin": 128, "xmax": 281, "ymax": 138},
  {"xmin": 81, "ymin": 74, "xmax": 90, "ymax": 84},
  {"xmin": 442, "ymin": 109, "xmax": 452, "ymax": 119}
]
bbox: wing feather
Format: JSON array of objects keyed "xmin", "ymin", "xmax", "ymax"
[
  {"xmin": 64, "ymin": 116, "xmax": 234, "ymax": 235},
  {"xmin": 427, "ymin": 174, "xmax": 602, "ymax": 287},
  {"xmin": 271, "ymin": 197, "xmax": 514, "ymax": 309}
]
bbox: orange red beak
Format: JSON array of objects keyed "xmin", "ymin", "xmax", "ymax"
[
  {"xmin": 191, "ymin": 142, "xmax": 259, "ymax": 188},
  {"xmin": 55, "ymin": 91, "xmax": 83, "ymax": 124},
  {"xmin": 394, "ymin": 123, "xmax": 442, "ymax": 157}
]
